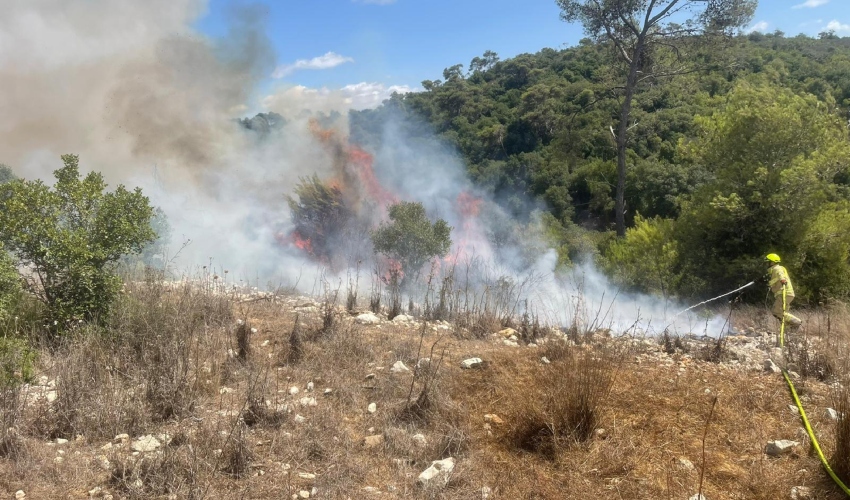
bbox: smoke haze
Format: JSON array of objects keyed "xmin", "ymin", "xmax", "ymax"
[{"xmin": 0, "ymin": 0, "xmax": 729, "ymax": 335}]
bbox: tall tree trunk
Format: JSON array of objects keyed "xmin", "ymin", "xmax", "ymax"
[{"xmin": 615, "ymin": 39, "xmax": 645, "ymax": 237}]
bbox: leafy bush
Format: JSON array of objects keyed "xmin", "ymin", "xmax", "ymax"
[
  {"xmin": 371, "ymin": 201, "xmax": 452, "ymax": 282},
  {"xmin": 0, "ymin": 245, "xmax": 20, "ymax": 322},
  {"xmin": 0, "ymin": 154, "xmax": 155, "ymax": 328},
  {"xmin": 0, "ymin": 337, "xmax": 35, "ymax": 388},
  {"xmin": 601, "ymin": 215, "xmax": 680, "ymax": 297}
]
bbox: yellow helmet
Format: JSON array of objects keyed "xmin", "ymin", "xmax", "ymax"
[{"xmin": 765, "ymin": 253, "xmax": 781, "ymax": 263}]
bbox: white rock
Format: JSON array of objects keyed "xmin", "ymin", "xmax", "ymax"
[
  {"xmin": 219, "ymin": 387, "xmax": 235, "ymax": 394},
  {"xmin": 261, "ymin": 340, "xmax": 270, "ymax": 347},
  {"xmin": 114, "ymin": 433, "xmax": 129, "ymax": 442},
  {"xmin": 298, "ymin": 472, "xmax": 316, "ymax": 480},
  {"xmin": 298, "ymin": 491, "xmax": 310, "ymax": 499},
  {"xmin": 764, "ymin": 359, "xmax": 782, "ymax": 373},
  {"xmin": 460, "ymin": 358, "xmax": 484, "ymax": 369},
  {"xmin": 392, "ymin": 314, "xmax": 414, "ymax": 323},
  {"xmin": 355, "ymin": 312, "xmax": 381, "ymax": 325},
  {"xmin": 289, "ymin": 386, "xmax": 300, "ymax": 396},
  {"xmin": 412, "ymin": 433, "xmax": 427, "ymax": 447},
  {"xmin": 46, "ymin": 391, "xmax": 57, "ymax": 403},
  {"xmin": 323, "ymin": 388, "xmax": 333, "ymax": 395},
  {"xmin": 307, "ymin": 382, "xmax": 314, "ymax": 392},
  {"xmin": 363, "ymin": 486, "xmax": 380, "ymax": 494},
  {"xmin": 368, "ymin": 402, "xmax": 377, "ymax": 413},
  {"xmin": 131, "ymin": 435, "xmax": 161, "ymax": 452},
  {"xmin": 294, "ymin": 415, "xmax": 306, "ymax": 424},
  {"xmin": 418, "ymin": 457, "xmax": 455, "ymax": 487},
  {"xmin": 689, "ymin": 495, "xmax": 707, "ymax": 500},
  {"xmin": 791, "ymin": 486, "xmax": 813, "ymax": 499},
  {"xmin": 391, "ymin": 361, "xmax": 411, "ymax": 373},
  {"xmin": 15, "ymin": 491, "xmax": 25, "ymax": 499},
  {"xmin": 55, "ymin": 438, "xmax": 68, "ymax": 445},
  {"xmin": 827, "ymin": 408, "xmax": 840, "ymax": 420},
  {"xmin": 765, "ymin": 439, "xmax": 799, "ymax": 457},
  {"xmin": 299, "ymin": 397, "xmax": 318, "ymax": 407},
  {"xmin": 788, "ymin": 405, "xmax": 800, "ymax": 415},
  {"xmin": 676, "ymin": 457, "xmax": 695, "ymax": 471},
  {"xmin": 541, "ymin": 356, "xmax": 551, "ymax": 364},
  {"xmin": 481, "ymin": 486, "xmax": 493, "ymax": 499}
]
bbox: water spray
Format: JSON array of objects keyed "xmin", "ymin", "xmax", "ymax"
[{"xmin": 672, "ymin": 281, "xmax": 755, "ymax": 318}]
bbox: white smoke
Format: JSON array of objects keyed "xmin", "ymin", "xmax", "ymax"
[{"xmin": 0, "ymin": 0, "xmax": 730, "ymax": 335}]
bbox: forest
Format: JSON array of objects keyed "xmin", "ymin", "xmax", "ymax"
[{"xmin": 350, "ymin": 31, "xmax": 850, "ymax": 303}]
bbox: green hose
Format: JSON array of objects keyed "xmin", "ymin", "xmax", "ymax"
[{"xmin": 779, "ymin": 284, "xmax": 850, "ymax": 496}]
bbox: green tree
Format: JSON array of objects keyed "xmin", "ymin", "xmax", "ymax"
[
  {"xmin": 0, "ymin": 243, "xmax": 20, "ymax": 322},
  {"xmin": 0, "ymin": 155, "xmax": 155, "ymax": 327},
  {"xmin": 556, "ymin": 0, "xmax": 756, "ymax": 236},
  {"xmin": 371, "ymin": 201, "xmax": 452, "ymax": 282},
  {"xmin": 601, "ymin": 215, "xmax": 679, "ymax": 297},
  {"xmin": 676, "ymin": 82, "xmax": 850, "ymax": 299}
]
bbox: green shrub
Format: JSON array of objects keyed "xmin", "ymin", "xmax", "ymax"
[
  {"xmin": 0, "ymin": 245, "xmax": 20, "ymax": 322},
  {"xmin": 0, "ymin": 337, "xmax": 35, "ymax": 388},
  {"xmin": 372, "ymin": 201, "xmax": 452, "ymax": 283},
  {"xmin": 601, "ymin": 215, "xmax": 680, "ymax": 297},
  {"xmin": 0, "ymin": 154, "xmax": 155, "ymax": 329}
]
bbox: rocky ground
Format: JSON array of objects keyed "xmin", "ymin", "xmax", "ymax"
[{"xmin": 3, "ymin": 294, "xmax": 849, "ymax": 499}]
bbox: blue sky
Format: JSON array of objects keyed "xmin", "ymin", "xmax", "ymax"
[{"xmin": 195, "ymin": 0, "xmax": 850, "ymax": 108}]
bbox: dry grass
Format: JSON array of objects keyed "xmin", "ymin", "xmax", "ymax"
[{"xmin": 2, "ymin": 281, "xmax": 850, "ymax": 498}]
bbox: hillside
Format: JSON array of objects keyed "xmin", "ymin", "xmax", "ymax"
[
  {"xmin": 349, "ymin": 33, "xmax": 850, "ymax": 302},
  {"xmin": 3, "ymin": 283, "xmax": 849, "ymax": 499}
]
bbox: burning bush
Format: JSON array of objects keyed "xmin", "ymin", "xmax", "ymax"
[{"xmin": 285, "ymin": 174, "xmax": 353, "ymax": 260}]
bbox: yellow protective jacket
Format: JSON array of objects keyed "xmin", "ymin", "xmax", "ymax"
[{"xmin": 768, "ymin": 264, "xmax": 794, "ymax": 297}]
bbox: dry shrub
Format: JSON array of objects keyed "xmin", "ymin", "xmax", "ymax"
[
  {"xmin": 0, "ymin": 389, "xmax": 24, "ymax": 460},
  {"xmin": 696, "ymin": 336, "xmax": 733, "ymax": 363},
  {"xmin": 235, "ymin": 321, "xmax": 252, "ymax": 363},
  {"xmin": 284, "ymin": 314, "xmax": 304, "ymax": 365},
  {"xmin": 500, "ymin": 347, "xmax": 617, "ymax": 459},
  {"xmin": 833, "ymin": 370, "xmax": 850, "ymax": 484},
  {"xmin": 221, "ymin": 423, "xmax": 252, "ymax": 478},
  {"xmin": 109, "ymin": 444, "xmax": 204, "ymax": 499},
  {"xmin": 660, "ymin": 330, "xmax": 687, "ymax": 355}
]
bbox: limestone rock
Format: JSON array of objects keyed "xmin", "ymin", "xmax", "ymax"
[
  {"xmin": 460, "ymin": 358, "xmax": 484, "ymax": 369},
  {"xmin": 765, "ymin": 439, "xmax": 798, "ymax": 457},
  {"xmin": 355, "ymin": 312, "xmax": 381, "ymax": 325},
  {"xmin": 131, "ymin": 435, "xmax": 161, "ymax": 452},
  {"xmin": 363, "ymin": 434, "xmax": 384, "ymax": 448},
  {"xmin": 368, "ymin": 402, "xmax": 377, "ymax": 413},
  {"xmin": 391, "ymin": 361, "xmax": 411, "ymax": 373},
  {"xmin": 418, "ymin": 457, "xmax": 455, "ymax": 487}
]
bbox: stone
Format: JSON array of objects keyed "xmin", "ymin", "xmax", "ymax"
[
  {"xmin": 367, "ymin": 402, "xmax": 377, "ymax": 413},
  {"xmin": 299, "ymin": 397, "xmax": 318, "ymax": 407},
  {"xmin": 15, "ymin": 491, "xmax": 25, "ymax": 499},
  {"xmin": 306, "ymin": 382, "xmax": 314, "ymax": 392},
  {"xmin": 418, "ymin": 457, "xmax": 455, "ymax": 487},
  {"xmin": 131, "ymin": 435, "xmax": 161, "ymax": 452},
  {"xmin": 594, "ymin": 428, "xmax": 608, "ymax": 439},
  {"xmin": 298, "ymin": 491, "xmax": 310, "ymax": 499},
  {"xmin": 765, "ymin": 439, "xmax": 799, "ymax": 457},
  {"xmin": 689, "ymin": 495, "xmax": 707, "ymax": 500},
  {"xmin": 298, "ymin": 472, "xmax": 316, "ymax": 480},
  {"xmin": 676, "ymin": 457, "xmax": 695, "ymax": 471},
  {"xmin": 323, "ymin": 388, "xmax": 333, "ymax": 395},
  {"xmin": 363, "ymin": 434, "xmax": 384, "ymax": 448},
  {"xmin": 764, "ymin": 359, "xmax": 782, "ymax": 374},
  {"xmin": 363, "ymin": 486, "xmax": 380, "ymax": 494},
  {"xmin": 481, "ymin": 486, "xmax": 493, "ymax": 499},
  {"xmin": 289, "ymin": 386, "xmax": 300, "ymax": 395},
  {"xmin": 294, "ymin": 415, "xmax": 306, "ymax": 424},
  {"xmin": 391, "ymin": 361, "xmax": 411, "ymax": 373},
  {"xmin": 483, "ymin": 414, "xmax": 504, "ymax": 425},
  {"xmin": 55, "ymin": 438, "xmax": 68, "ymax": 445},
  {"xmin": 114, "ymin": 434, "xmax": 129, "ymax": 442},
  {"xmin": 412, "ymin": 433, "xmax": 427, "ymax": 447},
  {"xmin": 460, "ymin": 358, "xmax": 484, "ymax": 369},
  {"xmin": 789, "ymin": 405, "xmax": 800, "ymax": 415},
  {"xmin": 392, "ymin": 314, "xmax": 414, "ymax": 323},
  {"xmin": 827, "ymin": 408, "xmax": 840, "ymax": 420},
  {"xmin": 355, "ymin": 312, "xmax": 381, "ymax": 325},
  {"xmin": 541, "ymin": 356, "xmax": 551, "ymax": 364},
  {"xmin": 791, "ymin": 486, "xmax": 813, "ymax": 499},
  {"xmin": 497, "ymin": 328, "xmax": 517, "ymax": 338}
]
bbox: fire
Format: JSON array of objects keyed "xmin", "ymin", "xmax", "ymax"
[{"xmin": 448, "ymin": 191, "xmax": 488, "ymax": 264}]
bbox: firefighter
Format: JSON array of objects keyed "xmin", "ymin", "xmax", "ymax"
[{"xmin": 765, "ymin": 253, "xmax": 802, "ymax": 328}]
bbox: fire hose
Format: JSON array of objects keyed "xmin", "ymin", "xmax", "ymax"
[
  {"xmin": 779, "ymin": 285, "xmax": 850, "ymax": 497},
  {"xmin": 673, "ymin": 282, "xmax": 850, "ymax": 495}
]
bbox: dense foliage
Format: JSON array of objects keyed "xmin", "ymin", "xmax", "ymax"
[
  {"xmin": 0, "ymin": 155, "xmax": 155, "ymax": 328},
  {"xmin": 350, "ymin": 33, "xmax": 850, "ymax": 302}
]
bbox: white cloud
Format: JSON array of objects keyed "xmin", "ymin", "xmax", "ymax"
[
  {"xmin": 793, "ymin": 0, "xmax": 829, "ymax": 8},
  {"xmin": 824, "ymin": 19, "xmax": 850, "ymax": 33},
  {"xmin": 262, "ymin": 82, "xmax": 415, "ymax": 113},
  {"xmin": 353, "ymin": 0, "xmax": 397, "ymax": 4},
  {"xmin": 272, "ymin": 51, "xmax": 354, "ymax": 78},
  {"xmin": 746, "ymin": 21, "xmax": 769, "ymax": 33}
]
